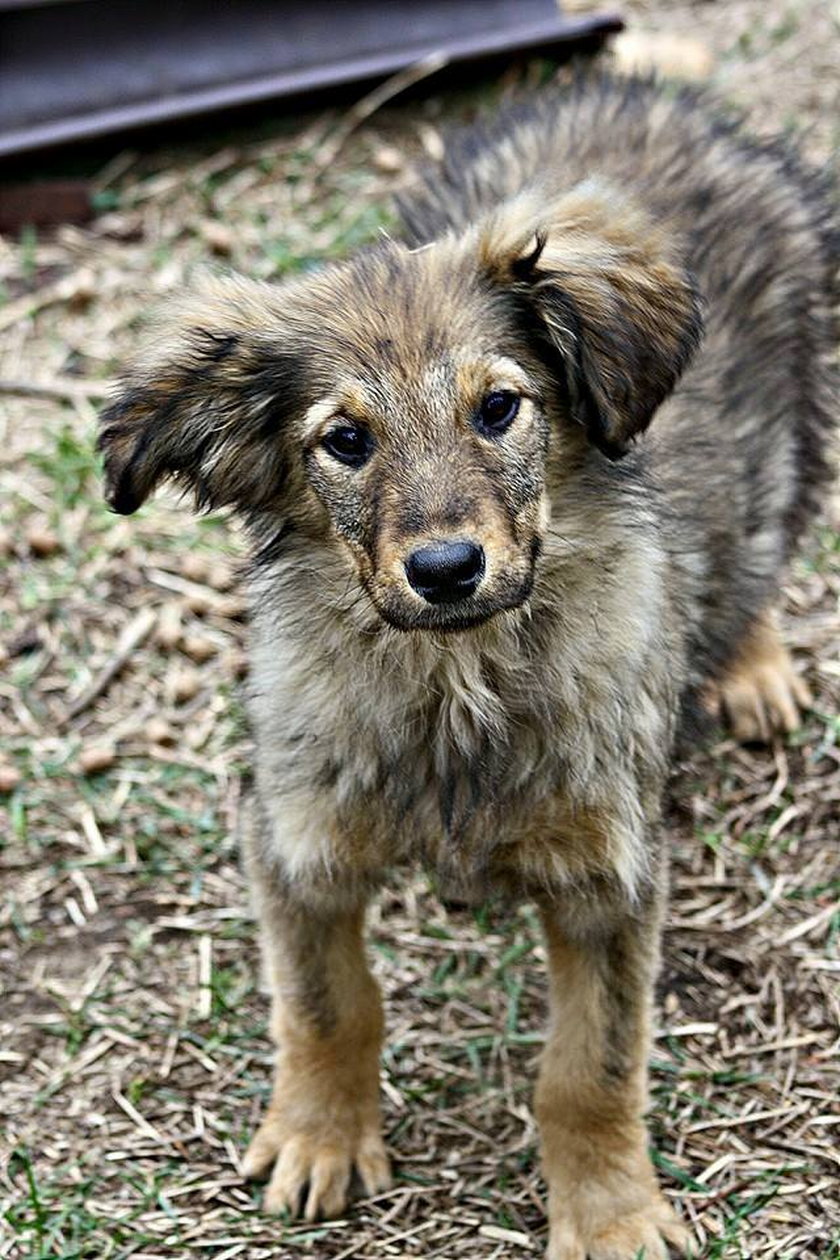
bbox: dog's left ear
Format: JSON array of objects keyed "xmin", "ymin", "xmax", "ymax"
[{"xmin": 478, "ymin": 184, "xmax": 703, "ymax": 457}]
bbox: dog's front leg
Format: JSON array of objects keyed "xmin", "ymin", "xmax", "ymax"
[
  {"xmin": 241, "ymin": 865, "xmax": 391, "ymax": 1219},
  {"xmin": 535, "ymin": 889, "xmax": 688, "ymax": 1260}
]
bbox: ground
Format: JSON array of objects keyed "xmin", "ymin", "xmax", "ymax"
[{"xmin": 0, "ymin": 1, "xmax": 838, "ymax": 1258}]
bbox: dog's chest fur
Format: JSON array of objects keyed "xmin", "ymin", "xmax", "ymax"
[{"xmin": 247, "ymin": 508, "xmax": 681, "ymax": 902}]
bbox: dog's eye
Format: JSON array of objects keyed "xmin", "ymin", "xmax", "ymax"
[
  {"xmin": 475, "ymin": 390, "xmax": 520, "ymax": 437},
  {"xmin": 322, "ymin": 424, "xmax": 374, "ymax": 468}
]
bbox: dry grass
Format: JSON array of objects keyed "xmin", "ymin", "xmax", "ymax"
[{"xmin": 1, "ymin": 3, "xmax": 838, "ymax": 1257}]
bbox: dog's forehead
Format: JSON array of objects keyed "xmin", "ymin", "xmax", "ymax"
[
  {"xmin": 311, "ymin": 242, "xmax": 498, "ymax": 374},
  {"xmin": 292, "ymin": 242, "xmax": 529, "ymax": 418}
]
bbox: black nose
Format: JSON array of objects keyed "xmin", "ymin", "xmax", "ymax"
[{"xmin": 404, "ymin": 541, "xmax": 485, "ymax": 604}]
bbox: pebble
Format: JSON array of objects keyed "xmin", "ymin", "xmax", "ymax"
[
  {"xmin": 172, "ymin": 667, "xmax": 202, "ymax": 703},
  {"xmin": 223, "ymin": 648, "xmax": 248, "ymax": 680},
  {"xmin": 418, "ymin": 124, "xmax": 444, "ymax": 162},
  {"xmin": 372, "ymin": 145, "xmax": 404, "ymax": 174},
  {"xmin": 208, "ymin": 561, "xmax": 234, "ymax": 592},
  {"xmin": 185, "ymin": 592, "xmax": 212, "ymax": 616},
  {"xmin": 27, "ymin": 527, "xmax": 62, "ymax": 557},
  {"xmin": 156, "ymin": 603, "xmax": 183, "ymax": 650},
  {"xmin": 0, "ymin": 763, "xmax": 21, "ymax": 793},
  {"xmin": 218, "ymin": 594, "xmax": 247, "ymax": 620},
  {"xmin": 200, "ymin": 221, "xmax": 234, "ymax": 257},
  {"xmin": 181, "ymin": 553, "xmax": 211, "ymax": 583},
  {"xmin": 182, "ymin": 635, "xmax": 217, "ymax": 664},
  {"xmin": 79, "ymin": 745, "xmax": 116, "ymax": 775},
  {"xmin": 611, "ymin": 31, "xmax": 714, "ymax": 82},
  {"xmin": 145, "ymin": 716, "xmax": 176, "ymax": 746}
]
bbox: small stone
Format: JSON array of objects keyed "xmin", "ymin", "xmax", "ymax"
[
  {"xmin": 64, "ymin": 268, "xmax": 97, "ymax": 311},
  {"xmin": 181, "ymin": 553, "xmax": 210, "ymax": 583},
  {"xmin": 218, "ymin": 594, "xmax": 247, "ymax": 620},
  {"xmin": 418, "ymin": 124, "xmax": 444, "ymax": 162},
  {"xmin": 145, "ymin": 717, "xmax": 176, "ymax": 746},
  {"xmin": 182, "ymin": 635, "xmax": 217, "ymax": 664},
  {"xmin": 372, "ymin": 145, "xmax": 404, "ymax": 174},
  {"xmin": 200, "ymin": 221, "xmax": 234, "ymax": 257},
  {"xmin": 185, "ymin": 593, "xmax": 212, "ymax": 616},
  {"xmin": 156, "ymin": 603, "xmax": 183, "ymax": 650},
  {"xmin": 611, "ymin": 31, "xmax": 714, "ymax": 82},
  {"xmin": 207, "ymin": 561, "xmax": 234, "ymax": 592},
  {"xmin": 223, "ymin": 648, "xmax": 248, "ymax": 680},
  {"xmin": 172, "ymin": 667, "xmax": 202, "ymax": 703},
  {"xmin": 79, "ymin": 745, "xmax": 116, "ymax": 775},
  {"xmin": 185, "ymin": 725, "xmax": 208, "ymax": 751},
  {"xmin": 7, "ymin": 624, "xmax": 41, "ymax": 657},
  {"xmin": 27, "ymin": 527, "xmax": 62, "ymax": 558},
  {"xmin": 0, "ymin": 763, "xmax": 21, "ymax": 793}
]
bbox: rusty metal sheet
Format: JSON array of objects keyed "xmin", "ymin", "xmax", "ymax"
[{"xmin": 0, "ymin": 1, "xmax": 622, "ymax": 158}]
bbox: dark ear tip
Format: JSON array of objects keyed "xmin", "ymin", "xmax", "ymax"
[
  {"xmin": 105, "ymin": 480, "xmax": 142, "ymax": 514},
  {"xmin": 99, "ymin": 416, "xmax": 146, "ymax": 513},
  {"xmin": 103, "ymin": 455, "xmax": 143, "ymax": 512},
  {"xmin": 100, "ymin": 449, "xmax": 143, "ymax": 514}
]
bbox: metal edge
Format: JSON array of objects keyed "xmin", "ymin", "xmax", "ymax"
[{"xmin": 0, "ymin": 12, "xmax": 624, "ymax": 158}]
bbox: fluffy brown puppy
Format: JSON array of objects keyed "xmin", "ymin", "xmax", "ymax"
[{"xmin": 99, "ymin": 75, "xmax": 837, "ymax": 1260}]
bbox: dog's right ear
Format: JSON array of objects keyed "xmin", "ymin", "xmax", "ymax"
[{"xmin": 99, "ymin": 276, "xmax": 307, "ymax": 514}]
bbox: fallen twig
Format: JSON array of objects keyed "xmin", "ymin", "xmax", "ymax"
[
  {"xmin": 63, "ymin": 606, "xmax": 157, "ymax": 723},
  {"xmin": 0, "ymin": 377, "xmax": 113, "ymax": 403},
  {"xmin": 311, "ymin": 52, "xmax": 449, "ymax": 177},
  {"xmin": 0, "ymin": 269, "xmax": 97, "ymax": 333}
]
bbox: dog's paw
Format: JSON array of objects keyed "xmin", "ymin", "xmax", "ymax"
[
  {"xmin": 718, "ymin": 654, "xmax": 811, "ymax": 743},
  {"xmin": 713, "ymin": 614, "xmax": 811, "ymax": 742},
  {"xmin": 242, "ymin": 1118, "xmax": 391, "ymax": 1220},
  {"xmin": 548, "ymin": 1196, "xmax": 690, "ymax": 1260}
]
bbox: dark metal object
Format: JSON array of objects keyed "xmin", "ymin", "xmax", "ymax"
[{"xmin": 0, "ymin": 0, "xmax": 622, "ymax": 159}]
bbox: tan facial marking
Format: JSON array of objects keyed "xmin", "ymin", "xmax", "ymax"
[
  {"xmin": 301, "ymin": 384, "xmax": 374, "ymax": 446},
  {"xmin": 452, "ymin": 353, "xmax": 536, "ymax": 412}
]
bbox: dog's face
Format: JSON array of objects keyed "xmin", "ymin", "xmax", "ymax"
[
  {"xmin": 289, "ymin": 244, "xmax": 558, "ymax": 632},
  {"xmin": 100, "ymin": 184, "xmax": 700, "ymax": 632}
]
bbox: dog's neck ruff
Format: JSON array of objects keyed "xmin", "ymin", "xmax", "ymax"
[{"xmin": 247, "ymin": 516, "xmax": 678, "ymax": 906}]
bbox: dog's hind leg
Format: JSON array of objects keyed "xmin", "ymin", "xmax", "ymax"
[
  {"xmin": 534, "ymin": 887, "xmax": 689, "ymax": 1260},
  {"xmin": 240, "ymin": 839, "xmax": 391, "ymax": 1219},
  {"xmin": 714, "ymin": 609, "xmax": 812, "ymax": 743}
]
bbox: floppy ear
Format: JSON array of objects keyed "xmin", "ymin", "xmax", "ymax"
[
  {"xmin": 99, "ymin": 275, "xmax": 308, "ymax": 514},
  {"xmin": 478, "ymin": 183, "xmax": 703, "ymax": 457}
]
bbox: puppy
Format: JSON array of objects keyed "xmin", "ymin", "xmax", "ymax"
[{"xmin": 99, "ymin": 75, "xmax": 837, "ymax": 1260}]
